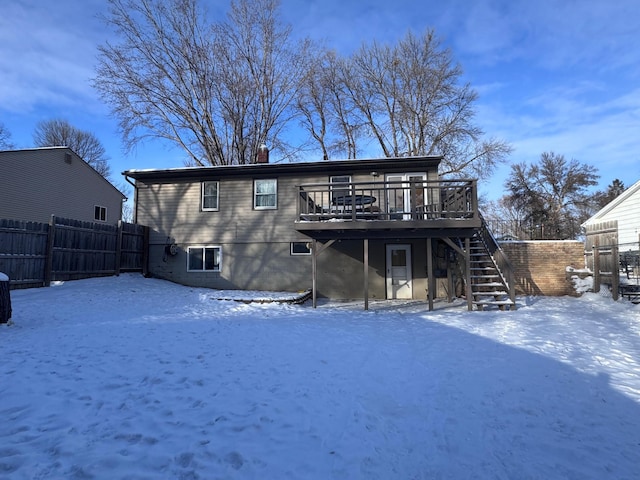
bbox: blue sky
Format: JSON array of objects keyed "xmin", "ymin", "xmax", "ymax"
[{"xmin": 1, "ymin": 0, "xmax": 639, "ymax": 200}]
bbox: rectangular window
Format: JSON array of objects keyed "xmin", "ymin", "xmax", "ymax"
[
  {"xmin": 330, "ymin": 175, "xmax": 351, "ymax": 202},
  {"xmin": 290, "ymin": 242, "xmax": 311, "ymax": 256},
  {"xmin": 202, "ymin": 181, "xmax": 219, "ymax": 211},
  {"xmin": 94, "ymin": 205, "xmax": 107, "ymax": 222},
  {"xmin": 187, "ymin": 246, "xmax": 221, "ymax": 272},
  {"xmin": 254, "ymin": 179, "xmax": 277, "ymax": 209}
]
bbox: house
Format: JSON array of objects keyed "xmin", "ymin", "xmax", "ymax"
[
  {"xmin": 123, "ymin": 154, "xmax": 516, "ymax": 310},
  {"xmin": 0, "ymin": 147, "xmax": 125, "ymax": 225},
  {"xmin": 582, "ymin": 179, "xmax": 640, "ymax": 252}
]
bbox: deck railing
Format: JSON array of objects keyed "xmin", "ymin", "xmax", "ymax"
[
  {"xmin": 476, "ymin": 213, "xmax": 517, "ymax": 305},
  {"xmin": 297, "ymin": 179, "xmax": 478, "ymax": 222}
]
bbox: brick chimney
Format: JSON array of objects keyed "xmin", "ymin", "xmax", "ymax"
[{"xmin": 256, "ymin": 143, "xmax": 269, "ymax": 163}]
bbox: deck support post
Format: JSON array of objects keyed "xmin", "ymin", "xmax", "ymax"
[
  {"xmin": 465, "ymin": 237, "xmax": 473, "ymax": 311},
  {"xmin": 312, "ymin": 239, "xmax": 318, "ymax": 308},
  {"xmin": 364, "ymin": 238, "xmax": 369, "ymax": 310},
  {"xmin": 426, "ymin": 238, "xmax": 434, "ymax": 311},
  {"xmin": 311, "ymin": 239, "xmax": 336, "ymax": 308}
]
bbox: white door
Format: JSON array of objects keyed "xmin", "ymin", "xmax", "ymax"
[
  {"xmin": 386, "ymin": 244, "xmax": 413, "ymax": 299},
  {"xmin": 385, "ymin": 173, "xmax": 426, "ymax": 219}
]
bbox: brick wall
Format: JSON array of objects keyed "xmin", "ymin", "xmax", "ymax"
[{"xmin": 499, "ymin": 241, "xmax": 585, "ymax": 296}]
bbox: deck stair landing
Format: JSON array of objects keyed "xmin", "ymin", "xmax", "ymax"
[{"xmin": 469, "ymin": 231, "xmax": 517, "ymax": 311}]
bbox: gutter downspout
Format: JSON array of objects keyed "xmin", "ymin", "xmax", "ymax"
[{"xmin": 124, "ymin": 175, "xmax": 138, "ymax": 224}]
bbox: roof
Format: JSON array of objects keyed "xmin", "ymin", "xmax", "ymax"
[
  {"xmin": 583, "ymin": 178, "xmax": 640, "ymax": 225},
  {"xmin": 122, "ymin": 155, "xmax": 444, "ymax": 181}
]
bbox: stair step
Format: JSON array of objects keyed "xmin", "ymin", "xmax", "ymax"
[
  {"xmin": 473, "ymin": 300, "xmax": 517, "ymax": 311},
  {"xmin": 473, "ymin": 291, "xmax": 508, "ymax": 297},
  {"xmin": 473, "ymin": 282, "xmax": 505, "ymax": 287},
  {"xmin": 473, "ymin": 299, "xmax": 515, "ymax": 305}
]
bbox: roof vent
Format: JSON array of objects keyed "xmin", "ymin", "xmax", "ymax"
[{"xmin": 64, "ymin": 153, "xmax": 72, "ymax": 164}]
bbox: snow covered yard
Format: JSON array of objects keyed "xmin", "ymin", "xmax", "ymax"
[{"xmin": 1, "ymin": 274, "xmax": 640, "ymax": 480}]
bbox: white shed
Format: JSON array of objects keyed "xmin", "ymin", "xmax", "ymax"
[{"xmin": 583, "ymin": 179, "xmax": 640, "ymax": 251}]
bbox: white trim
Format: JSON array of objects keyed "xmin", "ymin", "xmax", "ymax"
[
  {"xmin": 254, "ymin": 178, "xmax": 278, "ymax": 210},
  {"xmin": 385, "ymin": 244, "xmax": 413, "ymax": 299},
  {"xmin": 201, "ymin": 181, "xmax": 219, "ymax": 211},
  {"xmin": 384, "ymin": 172, "xmax": 427, "ymax": 220},
  {"xmin": 290, "ymin": 241, "xmax": 312, "ymax": 256},
  {"xmin": 583, "ymin": 178, "xmax": 640, "ymax": 225}
]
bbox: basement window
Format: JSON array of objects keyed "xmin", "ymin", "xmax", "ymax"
[
  {"xmin": 290, "ymin": 242, "xmax": 311, "ymax": 256},
  {"xmin": 187, "ymin": 246, "xmax": 221, "ymax": 272}
]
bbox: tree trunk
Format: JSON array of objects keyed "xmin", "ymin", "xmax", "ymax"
[{"xmin": 0, "ymin": 274, "xmax": 11, "ymax": 324}]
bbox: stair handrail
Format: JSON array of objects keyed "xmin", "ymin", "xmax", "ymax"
[{"xmin": 477, "ymin": 212, "xmax": 517, "ymax": 305}]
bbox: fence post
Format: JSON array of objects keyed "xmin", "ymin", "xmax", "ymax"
[
  {"xmin": 611, "ymin": 244, "xmax": 619, "ymax": 301},
  {"xmin": 142, "ymin": 226, "xmax": 150, "ymax": 277},
  {"xmin": 115, "ymin": 220, "xmax": 123, "ymax": 276},
  {"xmin": 593, "ymin": 243, "xmax": 600, "ymax": 293},
  {"xmin": 0, "ymin": 272, "xmax": 11, "ymax": 324},
  {"xmin": 43, "ymin": 215, "xmax": 56, "ymax": 287}
]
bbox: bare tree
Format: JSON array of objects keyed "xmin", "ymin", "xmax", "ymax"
[
  {"xmin": 503, "ymin": 152, "xmax": 599, "ymax": 239},
  {"xmin": 297, "ymin": 50, "xmax": 364, "ymax": 160},
  {"xmin": 33, "ymin": 119, "xmax": 111, "ymax": 178},
  {"xmin": 0, "ymin": 122, "xmax": 14, "ymax": 149},
  {"xmin": 95, "ymin": 0, "xmax": 312, "ymax": 166},
  {"xmin": 299, "ymin": 30, "xmax": 511, "ymax": 175},
  {"xmin": 482, "ymin": 197, "xmax": 533, "ymax": 240}
]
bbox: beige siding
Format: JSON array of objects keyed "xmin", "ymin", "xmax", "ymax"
[
  {"xmin": 146, "ymin": 238, "xmax": 431, "ymax": 299},
  {"xmin": 137, "ymin": 176, "xmax": 305, "ymax": 246},
  {"xmin": 0, "ymin": 148, "xmax": 124, "ymax": 224},
  {"xmin": 135, "ymin": 162, "xmax": 440, "ymax": 298}
]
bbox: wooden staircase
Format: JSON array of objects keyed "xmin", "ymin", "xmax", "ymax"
[{"xmin": 468, "ymin": 218, "xmax": 517, "ymax": 311}]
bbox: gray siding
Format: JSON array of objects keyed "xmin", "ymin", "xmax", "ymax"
[
  {"xmin": 138, "ymin": 174, "xmax": 324, "ymax": 246},
  {"xmin": 146, "ymin": 238, "xmax": 431, "ymax": 300},
  {"xmin": 0, "ymin": 148, "xmax": 124, "ymax": 224},
  {"xmin": 135, "ymin": 163, "xmax": 440, "ymax": 299}
]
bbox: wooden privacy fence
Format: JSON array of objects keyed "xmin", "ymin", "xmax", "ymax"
[
  {"xmin": 0, "ymin": 216, "xmax": 148, "ymax": 289},
  {"xmin": 584, "ymin": 220, "xmax": 620, "ymax": 299}
]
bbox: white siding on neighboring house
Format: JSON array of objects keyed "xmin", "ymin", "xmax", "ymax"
[
  {"xmin": 583, "ymin": 179, "xmax": 640, "ymax": 250},
  {"xmin": 0, "ymin": 147, "xmax": 125, "ymax": 224}
]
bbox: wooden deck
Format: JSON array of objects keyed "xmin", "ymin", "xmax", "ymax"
[{"xmin": 294, "ymin": 179, "xmax": 481, "ymax": 239}]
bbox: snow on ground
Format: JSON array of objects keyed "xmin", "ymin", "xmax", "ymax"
[{"xmin": 1, "ymin": 274, "xmax": 640, "ymax": 479}]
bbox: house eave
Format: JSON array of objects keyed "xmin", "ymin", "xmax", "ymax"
[
  {"xmin": 122, "ymin": 156, "xmax": 444, "ymax": 181},
  {"xmin": 582, "ymin": 178, "xmax": 640, "ymax": 226}
]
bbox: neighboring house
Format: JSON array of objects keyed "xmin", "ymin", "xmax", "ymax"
[
  {"xmin": 583, "ymin": 179, "xmax": 640, "ymax": 251},
  {"xmin": 0, "ymin": 147, "xmax": 125, "ymax": 225},
  {"xmin": 124, "ymin": 154, "xmax": 515, "ymax": 310}
]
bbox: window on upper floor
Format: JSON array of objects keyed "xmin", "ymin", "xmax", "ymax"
[
  {"xmin": 187, "ymin": 246, "xmax": 221, "ymax": 272},
  {"xmin": 94, "ymin": 205, "xmax": 107, "ymax": 222},
  {"xmin": 254, "ymin": 179, "xmax": 277, "ymax": 209},
  {"xmin": 330, "ymin": 175, "xmax": 351, "ymax": 202},
  {"xmin": 202, "ymin": 181, "xmax": 219, "ymax": 211}
]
